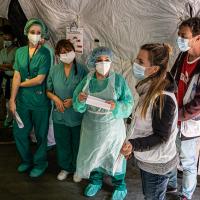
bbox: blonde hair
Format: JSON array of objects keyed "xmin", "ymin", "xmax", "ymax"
[{"xmin": 136, "ymin": 43, "xmax": 172, "ymax": 118}]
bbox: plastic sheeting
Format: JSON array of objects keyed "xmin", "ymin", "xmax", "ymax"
[
  {"xmin": 1, "ymin": 0, "xmax": 200, "ymax": 91},
  {"xmin": 0, "ymin": 0, "xmax": 11, "ymax": 19}
]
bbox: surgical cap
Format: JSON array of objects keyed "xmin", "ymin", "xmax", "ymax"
[
  {"xmin": 87, "ymin": 46, "xmax": 113, "ymax": 68},
  {"xmin": 24, "ymin": 18, "xmax": 47, "ymax": 38}
]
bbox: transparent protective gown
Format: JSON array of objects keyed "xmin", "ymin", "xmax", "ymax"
[{"xmin": 73, "ymin": 71, "xmax": 133, "ymax": 178}]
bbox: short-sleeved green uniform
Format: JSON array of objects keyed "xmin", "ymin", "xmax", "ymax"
[
  {"xmin": 47, "ymin": 62, "xmax": 87, "ymax": 172},
  {"xmin": 13, "ymin": 45, "xmax": 51, "ymax": 171},
  {"xmin": 43, "ymin": 43, "xmax": 54, "ymax": 68}
]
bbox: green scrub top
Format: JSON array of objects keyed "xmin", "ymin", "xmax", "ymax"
[
  {"xmin": 14, "ymin": 45, "xmax": 51, "ymax": 110},
  {"xmin": 43, "ymin": 43, "xmax": 54, "ymax": 67},
  {"xmin": 73, "ymin": 71, "xmax": 134, "ymax": 119},
  {"xmin": 0, "ymin": 46, "xmax": 17, "ymax": 76},
  {"xmin": 47, "ymin": 62, "xmax": 87, "ymax": 127}
]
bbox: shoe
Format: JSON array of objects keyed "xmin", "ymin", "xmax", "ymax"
[
  {"xmin": 17, "ymin": 163, "xmax": 31, "ymax": 173},
  {"xmin": 29, "ymin": 164, "xmax": 48, "ymax": 178},
  {"xmin": 166, "ymin": 186, "xmax": 177, "ymax": 194},
  {"xmin": 112, "ymin": 189, "xmax": 127, "ymax": 200},
  {"xmin": 84, "ymin": 183, "xmax": 102, "ymax": 197},
  {"xmin": 73, "ymin": 173, "xmax": 82, "ymax": 182},
  {"xmin": 57, "ymin": 170, "xmax": 69, "ymax": 181}
]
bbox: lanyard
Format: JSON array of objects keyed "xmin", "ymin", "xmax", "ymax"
[{"xmin": 27, "ymin": 44, "xmax": 39, "ymax": 77}]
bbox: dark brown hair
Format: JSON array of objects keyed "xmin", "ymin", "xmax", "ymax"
[{"xmin": 179, "ymin": 17, "xmax": 200, "ymax": 37}]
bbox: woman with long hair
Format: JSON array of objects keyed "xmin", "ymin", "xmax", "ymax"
[{"xmin": 121, "ymin": 43, "xmax": 178, "ymax": 200}]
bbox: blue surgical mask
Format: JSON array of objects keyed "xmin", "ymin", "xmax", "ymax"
[
  {"xmin": 177, "ymin": 36, "xmax": 190, "ymax": 52},
  {"xmin": 132, "ymin": 62, "xmax": 146, "ymax": 80}
]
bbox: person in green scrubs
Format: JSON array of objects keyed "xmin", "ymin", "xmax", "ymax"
[
  {"xmin": 9, "ymin": 18, "xmax": 51, "ymax": 178},
  {"xmin": 0, "ymin": 25, "xmax": 18, "ymax": 127},
  {"xmin": 29, "ymin": 22, "xmax": 56, "ymax": 149},
  {"xmin": 46, "ymin": 39, "xmax": 87, "ymax": 181}
]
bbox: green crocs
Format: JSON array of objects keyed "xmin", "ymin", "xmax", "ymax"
[
  {"xmin": 29, "ymin": 164, "xmax": 48, "ymax": 178},
  {"xmin": 112, "ymin": 189, "xmax": 127, "ymax": 200},
  {"xmin": 17, "ymin": 163, "xmax": 31, "ymax": 173},
  {"xmin": 84, "ymin": 183, "xmax": 102, "ymax": 197}
]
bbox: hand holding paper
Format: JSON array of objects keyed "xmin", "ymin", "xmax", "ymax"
[
  {"xmin": 106, "ymin": 100, "xmax": 115, "ymax": 110},
  {"xmin": 86, "ymin": 95, "xmax": 111, "ymax": 110},
  {"xmin": 78, "ymin": 92, "xmax": 88, "ymax": 102}
]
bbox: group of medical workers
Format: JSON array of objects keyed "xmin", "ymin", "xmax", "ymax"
[{"xmin": 3, "ymin": 16, "xmax": 200, "ymax": 200}]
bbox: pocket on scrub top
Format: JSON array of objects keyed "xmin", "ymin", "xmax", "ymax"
[{"xmin": 52, "ymin": 109, "xmax": 64, "ymax": 121}]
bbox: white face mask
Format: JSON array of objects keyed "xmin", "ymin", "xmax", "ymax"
[
  {"xmin": 28, "ymin": 33, "xmax": 41, "ymax": 45},
  {"xmin": 95, "ymin": 61, "xmax": 111, "ymax": 76},
  {"xmin": 60, "ymin": 51, "xmax": 76, "ymax": 64},
  {"xmin": 177, "ymin": 36, "xmax": 190, "ymax": 52},
  {"xmin": 3, "ymin": 40, "xmax": 13, "ymax": 48}
]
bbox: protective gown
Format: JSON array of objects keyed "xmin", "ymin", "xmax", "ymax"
[{"xmin": 73, "ymin": 70, "xmax": 133, "ymax": 178}]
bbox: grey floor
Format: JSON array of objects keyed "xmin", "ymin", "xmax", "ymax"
[
  {"xmin": 0, "ymin": 94, "xmax": 199, "ymax": 200},
  {"xmin": 0, "ymin": 140, "xmax": 200, "ymax": 200}
]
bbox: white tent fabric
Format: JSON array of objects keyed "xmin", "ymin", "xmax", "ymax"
[
  {"xmin": 1, "ymin": 0, "xmax": 200, "ymax": 80},
  {"xmin": 15, "ymin": 1, "xmax": 200, "ymax": 57},
  {"xmin": 11, "ymin": 0, "xmax": 199, "ymax": 96},
  {"xmin": 0, "ymin": 0, "xmax": 11, "ymax": 19}
]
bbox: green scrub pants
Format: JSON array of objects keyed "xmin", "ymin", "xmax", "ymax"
[
  {"xmin": 13, "ymin": 106, "xmax": 50, "ymax": 170},
  {"xmin": 89, "ymin": 167, "xmax": 127, "ymax": 191},
  {"xmin": 53, "ymin": 123, "xmax": 81, "ymax": 172}
]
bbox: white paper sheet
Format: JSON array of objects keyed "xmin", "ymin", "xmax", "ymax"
[
  {"xmin": 86, "ymin": 95, "xmax": 111, "ymax": 110},
  {"xmin": 14, "ymin": 111, "xmax": 24, "ymax": 129}
]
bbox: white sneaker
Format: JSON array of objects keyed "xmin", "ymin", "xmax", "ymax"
[
  {"xmin": 73, "ymin": 173, "xmax": 82, "ymax": 182},
  {"xmin": 57, "ymin": 170, "xmax": 69, "ymax": 181}
]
